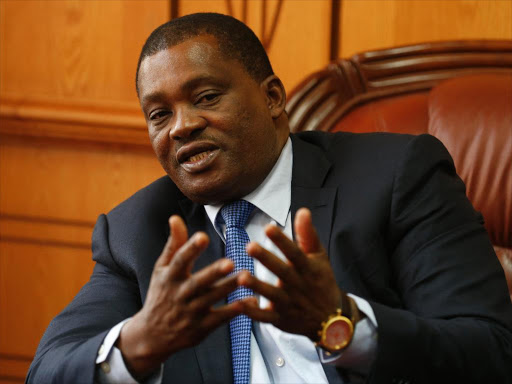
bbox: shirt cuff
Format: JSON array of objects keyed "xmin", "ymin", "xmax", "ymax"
[
  {"xmin": 317, "ymin": 294, "xmax": 378, "ymax": 374},
  {"xmin": 95, "ymin": 319, "xmax": 163, "ymax": 384}
]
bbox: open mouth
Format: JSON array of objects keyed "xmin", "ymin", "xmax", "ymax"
[
  {"xmin": 177, "ymin": 143, "xmax": 220, "ymax": 173},
  {"xmin": 186, "ymin": 150, "xmax": 214, "ymax": 163}
]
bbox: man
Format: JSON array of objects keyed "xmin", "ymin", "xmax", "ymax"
[{"xmin": 27, "ymin": 13, "xmax": 512, "ymax": 384}]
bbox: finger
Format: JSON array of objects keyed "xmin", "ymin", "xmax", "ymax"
[
  {"xmin": 168, "ymin": 232, "xmax": 209, "ymax": 279},
  {"xmin": 237, "ymin": 271, "xmax": 289, "ymax": 306},
  {"xmin": 156, "ymin": 215, "xmax": 189, "ymax": 267},
  {"xmin": 241, "ymin": 302, "xmax": 280, "ymax": 324},
  {"xmin": 200, "ymin": 301, "xmax": 246, "ymax": 331},
  {"xmin": 294, "ymin": 208, "xmax": 322, "ymax": 254},
  {"xmin": 179, "ymin": 259, "xmax": 235, "ymax": 300},
  {"xmin": 246, "ymin": 242, "xmax": 302, "ymax": 287},
  {"xmin": 264, "ymin": 224, "xmax": 310, "ymax": 272},
  {"xmin": 188, "ymin": 273, "xmax": 240, "ymax": 311}
]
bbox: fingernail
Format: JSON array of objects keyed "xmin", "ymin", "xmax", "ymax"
[
  {"xmin": 265, "ymin": 224, "xmax": 276, "ymax": 235},
  {"xmin": 221, "ymin": 259, "xmax": 232, "ymax": 270},
  {"xmin": 238, "ymin": 272, "xmax": 249, "ymax": 285},
  {"xmin": 194, "ymin": 233, "xmax": 206, "ymax": 246}
]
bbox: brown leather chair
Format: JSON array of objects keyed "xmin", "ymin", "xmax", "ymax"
[{"xmin": 286, "ymin": 40, "xmax": 512, "ymax": 300}]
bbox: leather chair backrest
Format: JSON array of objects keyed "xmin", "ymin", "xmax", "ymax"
[{"xmin": 286, "ymin": 41, "xmax": 512, "ymax": 299}]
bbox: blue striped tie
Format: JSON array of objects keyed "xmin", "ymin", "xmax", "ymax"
[{"xmin": 220, "ymin": 200, "xmax": 255, "ymax": 384}]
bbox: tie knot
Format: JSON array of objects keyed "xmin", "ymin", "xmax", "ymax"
[{"xmin": 220, "ymin": 200, "xmax": 255, "ymax": 229}]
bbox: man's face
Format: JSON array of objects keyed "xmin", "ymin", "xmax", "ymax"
[{"xmin": 138, "ymin": 35, "xmax": 286, "ymax": 204}]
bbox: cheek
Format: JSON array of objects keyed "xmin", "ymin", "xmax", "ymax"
[
  {"xmin": 240, "ymin": 113, "xmax": 277, "ymax": 154},
  {"xmin": 233, "ymin": 102, "xmax": 273, "ymax": 145},
  {"xmin": 150, "ymin": 129, "xmax": 176, "ymax": 170}
]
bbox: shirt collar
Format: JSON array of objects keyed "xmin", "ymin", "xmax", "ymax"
[{"xmin": 204, "ymin": 137, "xmax": 292, "ymax": 228}]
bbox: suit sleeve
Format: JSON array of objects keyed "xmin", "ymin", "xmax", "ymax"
[
  {"xmin": 367, "ymin": 134, "xmax": 512, "ymax": 384},
  {"xmin": 26, "ymin": 214, "xmax": 142, "ymax": 384}
]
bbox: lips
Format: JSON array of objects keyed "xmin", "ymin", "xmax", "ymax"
[{"xmin": 176, "ymin": 142, "xmax": 220, "ymax": 173}]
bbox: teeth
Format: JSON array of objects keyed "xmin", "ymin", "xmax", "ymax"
[{"xmin": 188, "ymin": 151, "xmax": 210, "ymax": 162}]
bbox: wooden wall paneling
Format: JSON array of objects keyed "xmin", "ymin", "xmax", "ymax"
[
  {"xmin": 0, "ymin": 138, "xmax": 165, "ymax": 377},
  {"xmin": 0, "ymin": 353, "xmax": 30, "ymax": 382},
  {"xmin": 339, "ymin": 0, "xmax": 512, "ymax": 57},
  {"xmin": 0, "ymin": 242, "xmax": 94, "ymax": 356},
  {"xmin": 0, "ymin": 0, "xmax": 169, "ymax": 103},
  {"xmin": 0, "ymin": 139, "xmax": 164, "ymax": 222},
  {"xmin": 0, "ymin": 137, "xmax": 164, "ymax": 375},
  {"xmin": 330, "ymin": 0, "xmax": 341, "ymax": 60},
  {"xmin": 0, "ymin": 1, "xmax": 171, "ymax": 378},
  {"xmin": 0, "ymin": 0, "xmax": 169, "ymax": 147},
  {"xmin": 177, "ymin": 0, "xmax": 332, "ymax": 93},
  {"xmin": 178, "ymin": 0, "xmax": 229, "ymax": 16},
  {"xmin": 266, "ymin": 0, "xmax": 331, "ymax": 94},
  {"xmin": 0, "ymin": 214, "xmax": 93, "ymax": 250},
  {"xmin": 0, "ymin": 99, "xmax": 148, "ymax": 147}
]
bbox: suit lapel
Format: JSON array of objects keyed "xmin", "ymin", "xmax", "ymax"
[
  {"xmin": 290, "ymin": 135, "xmax": 337, "ymax": 252},
  {"xmin": 178, "ymin": 198, "xmax": 233, "ymax": 384},
  {"xmin": 291, "ymin": 136, "xmax": 350, "ymax": 382}
]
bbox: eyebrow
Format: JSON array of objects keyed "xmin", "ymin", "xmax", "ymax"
[
  {"xmin": 141, "ymin": 75, "xmax": 226, "ymax": 105},
  {"xmin": 181, "ymin": 75, "xmax": 225, "ymax": 92},
  {"xmin": 141, "ymin": 91, "xmax": 167, "ymax": 105}
]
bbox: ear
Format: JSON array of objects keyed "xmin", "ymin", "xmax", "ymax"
[{"xmin": 260, "ymin": 75, "xmax": 286, "ymax": 119}]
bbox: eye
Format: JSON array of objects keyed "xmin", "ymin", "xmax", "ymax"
[
  {"xmin": 197, "ymin": 92, "xmax": 220, "ymax": 105},
  {"xmin": 149, "ymin": 110, "xmax": 171, "ymax": 121}
]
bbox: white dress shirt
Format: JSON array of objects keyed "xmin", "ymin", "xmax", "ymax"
[{"xmin": 96, "ymin": 138, "xmax": 378, "ymax": 383}]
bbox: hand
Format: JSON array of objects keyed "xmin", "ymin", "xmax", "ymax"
[
  {"xmin": 117, "ymin": 215, "xmax": 244, "ymax": 379},
  {"xmin": 239, "ymin": 208, "xmax": 347, "ymax": 340}
]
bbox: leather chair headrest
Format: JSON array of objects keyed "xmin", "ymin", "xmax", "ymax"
[{"xmin": 428, "ymin": 74, "xmax": 512, "ymax": 248}]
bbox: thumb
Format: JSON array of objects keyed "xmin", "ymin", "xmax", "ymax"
[{"xmin": 294, "ymin": 208, "xmax": 322, "ymax": 254}]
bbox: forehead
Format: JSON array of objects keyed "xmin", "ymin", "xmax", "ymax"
[{"xmin": 138, "ymin": 35, "xmax": 252, "ymax": 100}]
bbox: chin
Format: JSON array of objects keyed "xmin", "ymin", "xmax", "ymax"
[
  {"xmin": 179, "ymin": 181, "xmax": 236, "ymax": 206},
  {"xmin": 174, "ymin": 170, "xmax": 258, "ymax": 205}
]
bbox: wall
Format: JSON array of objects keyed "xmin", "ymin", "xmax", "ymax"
[
  {"xmin": 175, "ymin": 0, "xmax": 512, "ymax": 91},
  {"xmin": 0, "ymin": 1, "xmax": 169, "ymax": 381},
  {"xmin": 0, "ymin": 0, "xmax": 510, "ymax": 381},
  {"xmin": 339, "ymin": 0, "xmax": 512, "ymax": 57},
  {"xmin": 177, "ymin": 0, "xmax": 333, "ymax": 93}
]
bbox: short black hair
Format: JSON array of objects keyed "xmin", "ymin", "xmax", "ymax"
[{"xmin": 135, "ymin": 13, "xmax": 274, "ymax": 95}]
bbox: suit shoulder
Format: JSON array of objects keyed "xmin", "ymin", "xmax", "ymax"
[
  {"xmin": 292, "ymin": 131, "xmax": 450, "ymax": 190},
  {"xmin": 107, "ymin": 175, "xmax": 182, "ymax": 222},
  {"xmin": 294, "ymin": 130, "xmax": 417, "ymax": 155}
]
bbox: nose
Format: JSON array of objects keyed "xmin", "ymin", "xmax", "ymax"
[{"xmin": 170, "ymin": 106, "xmax": 206, "ymax": 140}]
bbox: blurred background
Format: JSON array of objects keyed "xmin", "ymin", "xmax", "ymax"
[{"xmin": 0, "ymin": 0, "xmax": 511, "ymax": 381}]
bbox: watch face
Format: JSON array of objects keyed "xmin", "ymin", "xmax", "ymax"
[{"xmin": 325, "ymin": 317, "xmax": 353, "ymax": 349}]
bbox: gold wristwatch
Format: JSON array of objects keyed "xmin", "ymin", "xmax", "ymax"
[{"xmin": 316, "ymin": 294, "xmax": 363, "ymax": 354}]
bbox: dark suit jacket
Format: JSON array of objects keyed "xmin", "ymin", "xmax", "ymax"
[{"xmin": 27, "ymin": 132, "xmax": 512, "ymax": 384}]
